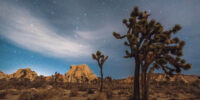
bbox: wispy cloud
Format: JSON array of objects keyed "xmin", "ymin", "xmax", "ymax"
[
  {"xmin": 0, "ymin": 2, "xmax": 92, "ymax": 58},
  {"xmin": 75, "ymin": 24, "xmax": 115, "ymax": 40}
]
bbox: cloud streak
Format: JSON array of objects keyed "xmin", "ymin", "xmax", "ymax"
[
  {"xmin": 0, "ymin": 2, "xmax": 92, "ymax": 58},
  {"xmin": 75, "ymin": 24, "xmax": 115, "ymax": 40}
]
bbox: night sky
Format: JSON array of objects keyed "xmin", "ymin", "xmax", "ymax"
[{"xmin": 0, "ymin": 0, "xmax": 200, "ymax": 79}]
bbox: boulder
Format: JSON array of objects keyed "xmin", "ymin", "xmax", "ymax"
[
  {"xmin": 65, "ymin": 64, "xmax": 97, "ymax": 83},
  {"xmin": 9, "ymin": 68, "xmax": 38, "ymax": 81},
  {"xmin": 0, "ymin": 71, "xmax": 8, "ymax": 79}
]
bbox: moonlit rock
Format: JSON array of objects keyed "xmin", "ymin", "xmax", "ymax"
[
  {"xmin": 9, "ymin": 68, "xmax": 38, "ymax": 81},
  {"xmin": 64, "ymin": 64, "xmax": 97, "ymax": 83}
]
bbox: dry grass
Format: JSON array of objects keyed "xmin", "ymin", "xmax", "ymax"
[
  {"xmin": 0, "ymin": 77, "xmax": 199, "ymax": 100},
  {"xmin": 18, "ymin": 91, "xmax": 40, "ymax": 100},
  {"xmin": 18, "ymin": 88, "xmax": 65, "ymax": 100}
]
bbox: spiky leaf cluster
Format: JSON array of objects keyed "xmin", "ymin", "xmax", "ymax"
[
  {"xmin": 92, "ymin": 50, "xmax": 108, "ymax": 68},
  {"xmin": 113, "ymin": 6, "xmax": 192, "ymax": 75}
]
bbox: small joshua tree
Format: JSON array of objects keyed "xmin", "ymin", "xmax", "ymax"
[
  {"xmin": 113, "ymin": 6, "xmax": 192, "ymax": 100},
  {"xmin": 92, "ymin": 50, "xmax": 108, "ymax": 92}
]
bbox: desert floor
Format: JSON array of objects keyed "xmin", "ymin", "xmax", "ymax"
[{"xmin": 0, "ymin": 80, "xmax": 200, "ymax": 100}]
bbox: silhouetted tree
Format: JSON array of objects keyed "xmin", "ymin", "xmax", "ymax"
[
  {"xmin": 92, "ymin": 50, "xmax": 108, "ymax": 92},
  {"xmin": 113, "ymin": 6, "xmax": 192, "ymax": 100}
]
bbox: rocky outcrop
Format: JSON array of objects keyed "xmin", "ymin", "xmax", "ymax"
[
  {"xmin": 124, "ymin": 76, "xmax": 134, "ymax": 83},
  {"xmin": 0, "ymin": 71, "xmax": 8, "ymax": 79},
  {"xmin": 9, "ymin": 68, "xmax": 38, "ymax": 81},
  {"xmin": 123, "ymin": 73, "xmax": 199, "ymax": 83},
  {"xmin": 151, "ymin": 73, "xmax": 189, "ymax": 83},
  {"xmin": 64, "ymin": 64, "xmax": 97, "ymax": 83}
]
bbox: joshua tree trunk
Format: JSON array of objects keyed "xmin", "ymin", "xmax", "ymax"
[
  {"xmin": 100, "ymin": 66, "xmax": 103, "ymax": 92},
  {"xmin": 141, "ymin": 64, "xmax": 148, "ymax": 100},
  {"xmin": 146, "ymin": 67, "xmax": 155, "ymax": 100},
  {"xmin": 143, "ymin": 71, "xmax": 148, "ymax": 100},
  {"xmin": 133, "ymin": 57, "xmax": 140, "ymax": 100}
]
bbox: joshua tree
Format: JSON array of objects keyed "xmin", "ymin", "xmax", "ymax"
[
  {"xmin": 92, "ymin": 50, "xmax": 108, "ymax": 92},
  {"xmin": 113, "ymin": 6, "xmax": 192, "ymax": 100}
]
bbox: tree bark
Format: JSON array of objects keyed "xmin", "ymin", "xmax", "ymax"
[
  {"xmin": 141, "ymin": 64, "xmax": 148, "ymax": 100},
  {"xmin": 100, "ymin": 67, "xmax": 103, "ymax": 92},
  {"xmin": 143, "ymin": 71, "xmax": 147, "ymax": 100},
  {"xmin": 146, "ymin": 67, "xmax": 154, "ymax": 100},
  {"xmin": 133, "ymin": 57, "xmax": 140, "ymax": 100}
]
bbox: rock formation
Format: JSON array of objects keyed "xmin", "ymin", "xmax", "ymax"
[
  {"xmin": 0, "ymin": 71, "xmax": 8, "ymax": 79},
  {"xmin": 9, "ymin": 68, "xmax": 38, "ymax": 81},
  {"xmin": 64, "ymin": 64, "xmax": 97, "ymax": 83},
  {"xmin": 124, "ymin": 76, "xmax": 134, "ymax": 83},
  {"xmin": 151, "ymin": 73, "xmax": 189, "ymax": 83},
  {"xmin": 123, "ymin": 73, "xmax": 198, "ymax": 83}
]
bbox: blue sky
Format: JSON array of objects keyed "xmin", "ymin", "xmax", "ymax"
[{"xmin": 0, "ymin": 0, "xmax": 200, "ymax": 79}]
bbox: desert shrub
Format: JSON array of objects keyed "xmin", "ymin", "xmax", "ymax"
[
  {"xmin": 40, "ymin": 88, "xmax": 63, "ymax": 99},
  {"xmin": 151, "ymin": 97, "xmax": 157, "ymax": 100},
  {"xmin": 70, "ymin": 89, "xmax": 78, "ymax": 97},
  {"xmin": 8, "ymin": 78, "xmax": 19, "ymax": 89},
  {"xmin": 0, "ymin": 91, "xmax": 7, "ymax": 99},
  {"xmin": 165, "ymin": 91, "xmax": 173, "ymax": 95},
  {"xmin": 169, "ymin": 99, "xmax": 178, "ymax": 100},
  {"xmin": 128, "ymin": 95, "xmax": 134, "ymax": 100},
  {"xmin": 30, "ymin": 77, "xmax": 47, "ymax": 88},
  {"xmin": 18, "ymin": 88, "xmax": 64, "ymax": 100},
  {"xmin": 18, "ymin": 91, "xmax": 41, "ymax": 100},
  {"xmin": 87, "ymin": 98, "xmax": 90, "ymax": 100},
  {"xmin": 118, "ymin": 90, "xmax": 128, "ymax": 95},
  {"xmin": 8, "ymin": 89, "xmax": 19, "ymax": 95},
  {"xmin": 158, "ymin": 81, "xmax": 169, "ymax": 86},
  {"xmin": 190, "ymin": 80, "xmax": 200, "ymax": 88},
  {"xmin": 105, "ymin": 89, "xmax": 113, "ymax": 99},
  {"xmin": 0, "ymin": 79, "xmax": 8, "ymax": 90},
  {"xmin": 78, "ymin": 86, "xmax": 87, "ymax": 91},
  {"xmin": 87, "ymin": 89, "xmax": 95, "ymax": 94}
]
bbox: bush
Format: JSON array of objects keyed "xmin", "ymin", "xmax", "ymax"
[
  {"xmin": 78, "ymin": 86, "xmax": 87, "ymax": 91},
  {"xmin": 70, "ymin": 89, "xmax": 78, "ymax": 97},
  {"xmin": 0, "ymin": 79, "xmax": 7, "ymax": 90},
  {"xmin": 118, "ymin": 90, "xmax": 127, "ymax": 95},
  {"xmin": 30, "ymin": 79, "xmax": 47, "ymax": 88},
  {"xmin": 87, "ymin": 89, "xmax": 95, "ymax": 94},
  {"xmin": 151, "ymin": 97, "xmax": 157, "ymax": 100},
  {"xmin": 18, "ymin": 88, "xmax": 64, "ymax": 100},
  {"xmin": 0, "ymin": 91, "xmax": 7, "ymax": 99},
  {"xmin": 8, "ymin": 89, "xmax": 19, "ymax": 95},
  {"xmin": 105, "ymin": 89, "xmax": 113, "ymax": 99},
  {"xmin": 18, "ymin": 91, "xmax": 41, "ymax": 100}
]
